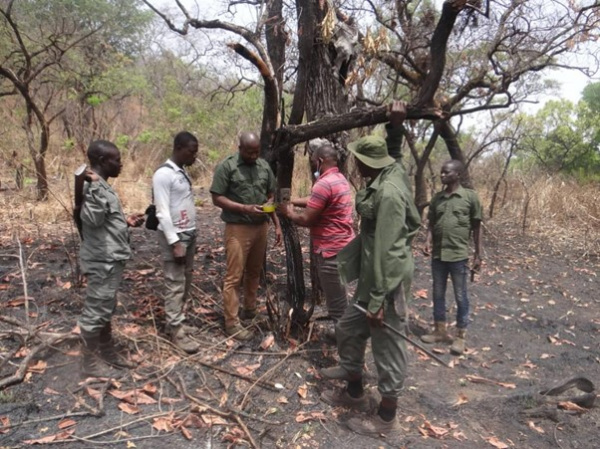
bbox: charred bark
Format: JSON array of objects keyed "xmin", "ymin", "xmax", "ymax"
[
  {"xmin": 436, "ymin": 120, "xmax": 473, "ymax": 188},
  {"xmin": 416, "ymin": 0, "xmax": 465, "ymax": 108},
  {"xmin": 274, "ymin": 105, "xmax": 444, "ymax": 154}
]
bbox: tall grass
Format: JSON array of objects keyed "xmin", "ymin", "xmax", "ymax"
[{"xmin": 1, "ymin": 144, "xmax": 598, "ymax": 258}]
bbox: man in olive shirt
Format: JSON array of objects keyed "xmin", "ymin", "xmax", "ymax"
[
  {"xmin": 421, "ymin": 159, "xmax": 482, "ymax": 355},
  {"xmin": 320, "ymin": 128, "xmax": 421, "ymax": 436},
  {"xmin": 210, "ymin": 132, "xmax": 282, "ymax": 340}
]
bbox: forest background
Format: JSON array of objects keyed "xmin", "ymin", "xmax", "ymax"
[
  {"xmin": 1, "ymin": 2, "xmax": 600, "ymax": 447},
  {"xmin": 1, "ymin": 0, "xmax": 599, "ymax": 276}
]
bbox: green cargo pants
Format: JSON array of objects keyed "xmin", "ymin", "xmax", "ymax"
[
  {"xmin": 78, "ymin": 260, "xmax": 126, "ymax": 335},
  {"xmin": 335, "ymin": 283, "xmax": 408, "ymax": 399}
]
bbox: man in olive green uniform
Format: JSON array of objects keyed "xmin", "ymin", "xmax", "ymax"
[
  {"xmin": 421, "ymin": 159, "xmax": 482, "ymax": 355},
  {"xmin": 78, "ymin": 140, "xmax": 144, "ymax": 378},
  {"xmin": 210, "ymin": 132, "xmax": 282, "ymax": 340},
  {"xmin": 320, "ymin": 116, "xmax": 421, "ymax": 436}
]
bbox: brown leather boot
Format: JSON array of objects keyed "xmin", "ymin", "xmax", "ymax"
[
  {"xmin": 81, "ymin": 332, "xmax": 121, "ymax": 379},
  {"xmin": 98, "ymin": 322, "xmax": 136, "ymax": 369},
  {"xmin": 320, "ymin": 388, "xmax": 380, "ymax": 412},
  {"xmin": 421, "ymin": 321, "xmax": 452, "ymax": 344},
  {"xmin": 171, "ymin": 326, "xmax": 201, "ymax": 353},
  {"xmin": 450, "ymin": 328, "xmax": 466, "ymax": 355}
]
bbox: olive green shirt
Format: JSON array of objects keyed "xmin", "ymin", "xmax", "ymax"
[
  {"xmin": 210, "ymin": 153, "xmax": 276, "ymax": 224},
  {"xmin": 80, "ymin": 178, "xmax": 132, "ymax": 262},
  {"xmin": 428, "ymin": 186, "xmax": 482, "ymax": 262},
  {"xmin": 338, "ymin": 163, "xmax": 421, "ymax": 313}
]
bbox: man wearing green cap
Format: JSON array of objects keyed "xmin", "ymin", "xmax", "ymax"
[{"xmin": 319, "ymin": 101, "xmax": 421, "ymax": 436}]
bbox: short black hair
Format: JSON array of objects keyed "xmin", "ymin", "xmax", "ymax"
[
  {"xmin": 316, "ymin": 144, "xmax": 338, "ymax": 161},
  {"xmin": 174, "ymin": 131, "xmax": 198, "ymax": 150},
  {"xmin": 444, "ymin": 159, "xmax": 464, "ymax": 173},
  {"xmin": 87, "ymin": 140, "xmax": 118, "ymax": 164}
]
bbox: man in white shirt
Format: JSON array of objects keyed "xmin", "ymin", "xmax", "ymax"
[{"xmin": 153, "ymin": 131, "xmax": 200, "ymax": 353}]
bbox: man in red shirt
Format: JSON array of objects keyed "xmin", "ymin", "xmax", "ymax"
[{"xmin": 278, "ymin": 142, "xmax": 355, "ymax": 322}]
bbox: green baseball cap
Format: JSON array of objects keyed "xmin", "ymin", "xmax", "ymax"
[{"xmin": 347, "ymin": 135, "xmax": 395, "ymax": 169}]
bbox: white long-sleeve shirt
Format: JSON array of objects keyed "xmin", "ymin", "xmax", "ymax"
[{"xmin": 152, "ymin": 160, "xmax": 196, "ymax": 244}]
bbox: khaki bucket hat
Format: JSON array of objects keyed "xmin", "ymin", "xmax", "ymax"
[{"xmin": 347, "ymin": 136, "xmax": 395, "ymax": 169}]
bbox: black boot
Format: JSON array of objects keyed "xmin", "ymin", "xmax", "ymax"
[
  {"xmin": 98, "ymin": 322, "xmax": 136, "ymax": 369},
  {"xmin": 81, "ymin": 331, "xmax": 121, "ymax": 379}
]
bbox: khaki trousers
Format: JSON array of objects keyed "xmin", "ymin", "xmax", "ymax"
[
  {"xmin": 316, "ymin": 254, "xmax": 348, "ymax": 322},
  {"xmin": 222, "ymin": 222, "xmax": 268, "ymax": 328}
]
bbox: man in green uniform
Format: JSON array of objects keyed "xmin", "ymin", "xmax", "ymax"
[
  {"xmin": 319, "ymin": 105, "xmax": 421, "ymax": 436},
  {"xmin": 210, "ymin": 132, "xmax": 282, "ymax": 340},
  {"xmin": 78, "ymin": 140, "xmax": 144, "ymax": 378},
  {"xmin": 421, "ymin": 159, "xmax": 482, "ymax": 354}
]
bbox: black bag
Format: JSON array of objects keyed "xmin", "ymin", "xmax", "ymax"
[
  {"xmin": 146, "ymin": 162, "xmax": 192, "ymax": 231},
  {"xmin": 145, "ymin": 204, "xmax": 159, "ymax": 230}
]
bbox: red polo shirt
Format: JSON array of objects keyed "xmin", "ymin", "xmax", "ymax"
[{"xmin": 307, "ymin": 167, "xmax": 355, "ymax": 258}]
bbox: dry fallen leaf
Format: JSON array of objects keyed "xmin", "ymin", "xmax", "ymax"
[
  {"xmin": 58, "ymin": 419, "xmax": 77, "ymax": 430},
  {"xmin": 142, "ymin": 383, "xmax": 157, "ymax": 395},
  {"xmin": 453, "ymin": 393, "xmax": 469, "ymax": 407},
  {"xmin": 235, "ymin": 363, "xmax": 261, "ymax": 376},
  {"xmin": 43, "ymin": 387, "xmax": 60, "ymax": 395},
  {"xmin": 109, "ymin": 389, "xmax": 157, "ymax": 405},
  {"xmin": 295, "ymin": 411, "xmax": 326, "ymax": 423},
  {"xmin": 118, "ymin": 403, "xmax": 140, "ymax": 415},
  {"xmin": 485, "ymin": 436, "xmax": 509, "ymax": 448},
  {"xmin": 23, "ymin": 429, "xmax": 74, "ymax": 444},
  {"xmin": 200, "ymin": 414, "xmax": 228, "ymax": 426},
  {"xmin": 152, "ymin": 417, "xmax": 174, "ymax": 433},
  {"xmin": 27, "ymin": 360, "xmax": 48, "ymax": 374},
  {"xmin": 86, "ymin": 387, "xmax": 101, "ymax": 402},
  {"xmin": 558, "ymin": 401, "xmax": 587, "ymax": 413},
  {"xmin": 297, "ymin": 384, "xmax": 308, "ymax": 399},
  {"xmin": 277, "ymin": 396, "xmax": 289, "ymax": 404},
  {"xmin": 528, "ymin": 421, "xmax": 545, "ymax": 434},
  {"xmin": 419, "ymin": 420, "xmax": 449, "ymax": 438},
  {"xmin": 182, "ymin": 414, "xmax": 205, "ymax": 429},
  {"xmin": 415, "ymin": 289, "xmax": 428, "ymax": 299},
  {"xmin": 260, "ymin": 333, "xmax": 275, "ymax": 350}
]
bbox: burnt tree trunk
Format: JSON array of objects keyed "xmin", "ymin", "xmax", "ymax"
[
  {"xmin": 489, "ymin": 144, "xmax": 515, "ymax": 219},
  {"xmin": 406, "ymin": 126, "xmax": 440, "ymax": 216},
  {"xmin": 437, "ymin": 120, "xmax": 473, "ymax": 188},
  {"xmin": 305, "ymin": 2, "xmax": 349, "ymax": 306},
  {"xmin": 265, "ymin": 0, "xmax": 309, "ymax": 323},
  {"xmin": 24, "ymin": 105, "xmax": 50, "ymax": 201}
]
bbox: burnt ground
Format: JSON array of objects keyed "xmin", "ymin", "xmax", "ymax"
[{"xmin": 1, "ymin": 189, "xmax": 599, "ymax": 449}]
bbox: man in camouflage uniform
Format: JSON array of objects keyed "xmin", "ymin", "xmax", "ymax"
[{"xmin": 78, "ymin": 140, "xmax": 144, "ymax": 378}]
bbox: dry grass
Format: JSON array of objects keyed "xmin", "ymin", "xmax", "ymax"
[
  {"xmin": 1, "ymin": 152, "xmax": 598, "ymax": 259},
  {"xmin": 480, "ymin": 175, "xmax": 600, "ymax": 258}
]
